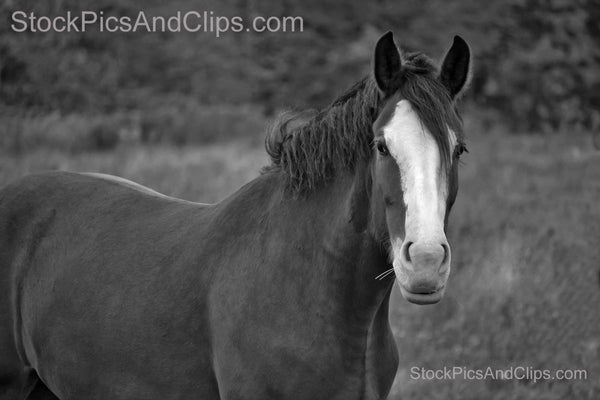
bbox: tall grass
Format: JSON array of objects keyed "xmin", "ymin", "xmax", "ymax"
[{"xmin": 0, "ymin": 102, "xmax": 267, "ymax": 154}]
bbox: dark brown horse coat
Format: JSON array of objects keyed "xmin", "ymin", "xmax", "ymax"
[
  {"xmin": 0, "ymin": 171, "xmax": 397, "ymax": 400},
  {"xmin": 0, "ymin": 32, "xmax": 471, "ymax": 400}
]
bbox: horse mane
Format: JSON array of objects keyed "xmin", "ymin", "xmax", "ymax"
[{"xmin": 262, "ymin": 52, "xmax": 464, "ymax": 195}]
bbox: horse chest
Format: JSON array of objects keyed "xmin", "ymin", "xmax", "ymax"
[{"xmin": 209, "ymin": 311, "xmax": 397, "ymax": 400}]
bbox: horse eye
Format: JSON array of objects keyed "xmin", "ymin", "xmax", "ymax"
[
  {"xmin": 454, "ymin": 144, "xmax": 468, "ymax": 158},
  {"xmin": 376, "ymin": 142, "xmax": 389, "ymax": 156}
]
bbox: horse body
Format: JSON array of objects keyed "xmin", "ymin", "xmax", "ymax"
[
  {"xmin": 1, "ymin": 172, "xmax": 216, "ymax": 399},
  {"xmin": 0, "ymin": 171, "xmax": 397, "ymax": 399},
  {"xmin": 0, "ymin": 32, "xmax": 472, "ymax": 399}
]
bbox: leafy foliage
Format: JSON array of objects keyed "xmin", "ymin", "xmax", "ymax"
[{"xmin": 0, "ymin": 0, "xmax": 598, "ymax": 147}]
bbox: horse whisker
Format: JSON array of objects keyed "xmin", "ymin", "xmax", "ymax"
[{"xmin": 375, "ymin": 268, "xmax": 395, "ymax": 280}]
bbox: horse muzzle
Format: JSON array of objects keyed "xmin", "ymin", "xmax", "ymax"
[{"xmin": 394, "ymin": 240, "xmax": 451, "ymax": 305}]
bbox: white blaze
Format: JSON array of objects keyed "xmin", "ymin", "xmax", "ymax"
[{"xmin": 383, "ymin": 100, "xmax": 455, "ymax": 259}]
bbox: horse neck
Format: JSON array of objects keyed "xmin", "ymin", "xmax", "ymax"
[
  {"xmin": 232, "ymin": 167, "xmax": 393, "ymax": 328},
  {"xmin": 306, "ymin": 170, "xmax": 393, "ymax": 323}
]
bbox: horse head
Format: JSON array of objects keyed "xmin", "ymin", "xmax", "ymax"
[{"xmin": 369, "ymin": 32, "xmax": 472, "ymax": 305}]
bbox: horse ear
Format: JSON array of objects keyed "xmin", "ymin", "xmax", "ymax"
[
  {"xmin": 374, "ymin": 31, "xmax": 402, "ymax": 94},
  {"xmin": 439, "ymin": 35, "xmax": 472, "ymax": 99}
]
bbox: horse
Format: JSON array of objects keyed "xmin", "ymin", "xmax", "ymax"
[{"xmin": 0, "ymin": 32, "xmax": 471, "ymax": 400}]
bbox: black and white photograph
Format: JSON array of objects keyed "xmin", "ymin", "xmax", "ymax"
[{"xmin": 0, "ymin": 0, "xmax": 598, "ymax": 399}]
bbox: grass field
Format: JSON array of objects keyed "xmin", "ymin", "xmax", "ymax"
[{"xmin": 1, "ymin": 123, "xmax": 598, "ymax": 398}]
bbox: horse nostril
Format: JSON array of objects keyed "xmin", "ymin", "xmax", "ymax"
[
  {"xmin": 403, "ymin": 241, "xmax": 413, "ymax": 263},
  {"xmin": 441, "ymin": 243, "xmax": 449, "ymax": 264}
]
